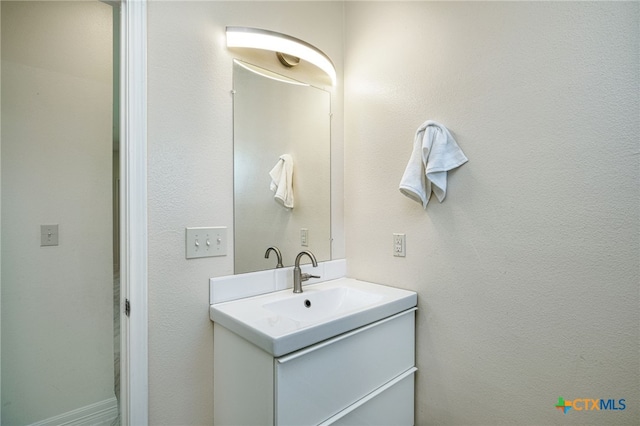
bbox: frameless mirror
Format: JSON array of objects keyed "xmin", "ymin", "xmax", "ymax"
[{"xmin": 233, "ymin": 60, "xmax": 331, "ymax": 274}]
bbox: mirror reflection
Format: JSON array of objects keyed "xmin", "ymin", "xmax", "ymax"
[{"xmin": 233, "ymin": 60, "xmax": 331, "ymax": 274}]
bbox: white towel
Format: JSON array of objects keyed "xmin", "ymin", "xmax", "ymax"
[
  {"xmin": 269, "ymin": 154, "xmax": 294, "ymax": 209},
  {"xmin": 399, "ymin": 121, "xmax": 468, "ymax": 209}
]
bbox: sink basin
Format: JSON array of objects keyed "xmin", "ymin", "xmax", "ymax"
[
  {"xmin": 262, "ymin": 286, "xmax": 383, "ymax": 322},
  {"xmin": 210, "ymin": 277, "xmax": 417, "ymax": 357}
]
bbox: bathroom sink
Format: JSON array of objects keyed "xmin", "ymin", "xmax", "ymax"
[
  {"xmin": 262, "ymin": 286, "xmax": 383, "ymax": 322},
  {"xmin": 210, "ymin": 277, "xmax": 417, "ymax": 356}
]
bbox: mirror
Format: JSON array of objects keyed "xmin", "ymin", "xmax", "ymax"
[{"xmin": 233, "ymin": 60, "xmax": 331, "ymax": 274}]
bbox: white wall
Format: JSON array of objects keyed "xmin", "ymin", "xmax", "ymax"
[
  {"xmin": 147, "ymin": 1, "xmax": 344, "ymax": 423},
  {"xmin": 1, "ymin": 2, "xmax": 114, "ymax": 424},
  {"xmin": 148, "ymin": 2, "xmax": 639, "ymax": 425},
  {"xmin": 344, "ymin": 2, "xmax": 639, "ymax": 425},
  {"xmin": 0, "ymin": 4, "xmax": 3, "ymax": 420}
]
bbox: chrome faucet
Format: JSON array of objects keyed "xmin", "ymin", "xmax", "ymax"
[
  {"xmin": 264, "ymin": 246, "xmax": 284, "ymax": 268},
  {"xmin": 293, "ymin": 250, "xmax": 320, "ymax": 293}
]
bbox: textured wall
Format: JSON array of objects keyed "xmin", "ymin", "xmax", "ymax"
[
  {"xmin": 147, "ymin": 2, "xmax": 344, "ymax": 423},
  {"xmin": 1, "ymin": 1, "xmax": 114, "ymax": 423},
  {"xmin": 344, "ymin": 2, "xmax": 639, "ymax": 425}
]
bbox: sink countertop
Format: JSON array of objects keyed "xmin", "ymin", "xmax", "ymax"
[{"xmin": 210, "ymin": 277, "xmax": 417, "ymax": 357}]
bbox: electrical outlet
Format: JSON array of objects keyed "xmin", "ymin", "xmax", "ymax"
[
  {"xmin": 186, "ymin": 227, "xmax": 227, "ymax": 259},
  {"xmin": 301, "ymin": 228, "xmax": 309, "ymax": 247},
  {"xmin": 393, "ymin": 233, "xmax": 406, "ymax": 257}
]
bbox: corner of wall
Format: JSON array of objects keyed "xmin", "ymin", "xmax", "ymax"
[{"xmin": 0, "ymin": 2, "xmax": 3, "ymax": 420}]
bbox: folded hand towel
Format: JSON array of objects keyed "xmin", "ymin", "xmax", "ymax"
[
  {"xmin": 399, "ymin": 121, "xmax": 468, "ymax": 209},
  {"xmin": 269, "ymin": 154, "xmax": 294, "ymax": 209}
]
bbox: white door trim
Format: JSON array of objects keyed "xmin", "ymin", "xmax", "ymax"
[{"xmin": 119, "ymin": 0, "xmax": 148, "ymax": 424}]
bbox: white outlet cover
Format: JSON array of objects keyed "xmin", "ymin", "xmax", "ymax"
[{"xmin": 393, "ymin": 233, "xmax": 406, "ymax": 257}]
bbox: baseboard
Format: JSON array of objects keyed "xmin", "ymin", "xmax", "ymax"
[{"xmin": 29, "ymin": 397, "xmax": 118, "ymax": 426}]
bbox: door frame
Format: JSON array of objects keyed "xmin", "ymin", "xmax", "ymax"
[{"xmin": 119, "ymin": 0, "xmax": 148, "ymax": 424}]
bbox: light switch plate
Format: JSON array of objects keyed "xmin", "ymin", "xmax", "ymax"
[
  {"xmin": 186, "ymin": 227, "xmax": 227, "ymax": 259},
  {"xmin": 41, "ymin": 225, "xmax": 59, "ymax": 246}
]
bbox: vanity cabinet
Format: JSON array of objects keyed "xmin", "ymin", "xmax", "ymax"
[{"xmin": 213, "ymin": 308, "xmax": 416, "ymax": 426}]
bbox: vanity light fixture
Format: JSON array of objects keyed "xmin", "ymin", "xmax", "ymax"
[
  {"xmin": 226, "ymin": 26, "xmax": 336, "ymax": 86},
  {"xmin": 234, "ymin": 60, "xmax": 309, "ymax": 86}
]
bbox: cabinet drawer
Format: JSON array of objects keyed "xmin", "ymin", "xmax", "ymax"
[
  {"xmin": 323, "ymin": 368, "xmax": 415, "ymax": 426},
  {"xmin": 275, "ymin": 309, "xmax": 415, "ymax": 426}
]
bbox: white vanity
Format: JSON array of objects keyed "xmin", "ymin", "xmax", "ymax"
[{"xmin": 210, "ymin": 276, "xmax": 417, "ymax": 425}]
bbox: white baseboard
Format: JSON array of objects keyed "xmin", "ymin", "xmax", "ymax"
[{"xmin": 29, "ymin": 397, "xmax": 118, "ymax": 426}]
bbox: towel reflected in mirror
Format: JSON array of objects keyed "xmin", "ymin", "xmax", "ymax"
[{"xmin": 269, "ymin": 154, "xmax": 294, "ymax": 209}]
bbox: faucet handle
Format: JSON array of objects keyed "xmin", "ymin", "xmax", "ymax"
[{"xmin": 301, "ymin": 273, "xmax": 321, "ymax": 282}]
